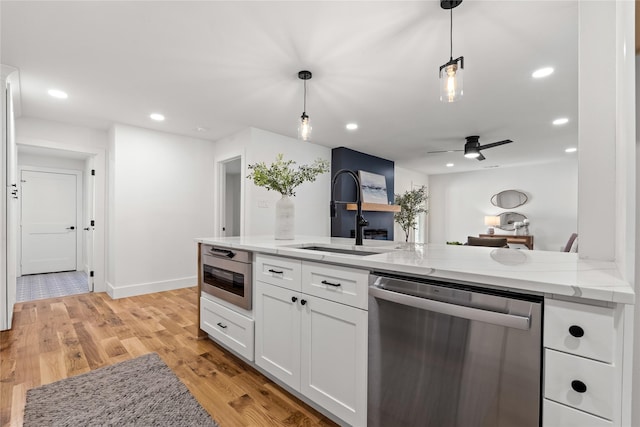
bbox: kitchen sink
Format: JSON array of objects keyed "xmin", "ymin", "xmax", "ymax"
[{"xmin": 288, "ymin": 245, "xmax": 393, "ymax": 256}]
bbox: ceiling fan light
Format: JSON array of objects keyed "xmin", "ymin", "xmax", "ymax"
[{"xmin": 464, "ymin": 138, "xmax": 480, "ymax": 158}]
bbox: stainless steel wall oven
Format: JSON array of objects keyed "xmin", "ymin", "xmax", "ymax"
[{"xmin": 200, "ymin": 245, "xmax": 252, "ymax": 310}]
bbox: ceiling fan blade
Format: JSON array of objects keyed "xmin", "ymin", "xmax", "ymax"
[
  {"xmin": 426, "ymin": 149, "xmax": 463, "ymax": 154},
  {"xmin": 476, "ymin": 152, "xmax": 486, "ymax": 161},
  {"xmin": 478, "ymin": 139, "xmax": 513, "ymax": 150}
]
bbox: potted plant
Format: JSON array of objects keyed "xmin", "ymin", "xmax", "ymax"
[
  {"xmin": 394, "ymin": 186, "xmax": 428, "ymax": 242},
  {"xmin": 247, "ymin": 153, "xmax": 329, "ymax": 239}
]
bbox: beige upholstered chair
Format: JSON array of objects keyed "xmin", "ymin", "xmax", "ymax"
[{"xmin": 466, "ymin": 236, "xmax": 509, "ymax": 248}]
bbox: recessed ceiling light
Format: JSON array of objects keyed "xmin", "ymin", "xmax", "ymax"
[
  {"xmin": 446, "ymin": 163, "xmax": 454, "ymax": 167},
  {"xmin": 150, "ymin": 113, "xmax": 165, "ymax": 121},
  {"xmin": 346, "ymin": 123, "xmax": 358, "ymax": 131},
  {"xmin": 48, "ymin": 89, "xmax": 68, "ymax": 99},
  {"xmin": 532, "ymin": 67, "xmax": 554, "ymax": 79},
  {"xmin": 565, "ymin": 147, "xmax": 577, "ymax": 153},
  {"xmin": 195, "ymin": 126, "xmax": 208, "ymax": 132},
  {"xmin": 553, "ymin": 118, "xmax": 569, "ymax": 125}
]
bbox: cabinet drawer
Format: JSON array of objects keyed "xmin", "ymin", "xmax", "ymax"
[
  {"xmin": 543, "ymin": 399, "xmax": 612, "ymax": 427},
  {"xmin": 544, "ymin": 298, "xmax": 615, "ymax": 363},
  {"xmin": 544, "ymin": 349, "xmax": 614, "ymax": 420},
  {"xmin": 255, "ymin": 254, "xmax": 301, "ymax": 291},
  {"xmin": 302, "ymin": 261, "xmax": 369, "ymax": 309},
  {"xmin": 201, "ymin": 296, "xmax": 254, "ymax": 361}
]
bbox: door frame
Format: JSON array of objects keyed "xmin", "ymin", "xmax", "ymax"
[
  {"xmin": 14, "ymin": 140, "xmax": 106, "ymax": 293},
  {"xmin": 214, "ymin": 153, "xmax": 245, "ymax": 237},
  {"xmin": 18, "ymin": 165, "xmax": 83, "ymax": 277}
]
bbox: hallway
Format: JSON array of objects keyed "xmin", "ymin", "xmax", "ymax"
[{"xmin": 16, "ymin": 271, "xmax": 89, "ymax": 302}]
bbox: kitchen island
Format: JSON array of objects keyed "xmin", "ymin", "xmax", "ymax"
[
  {"xmin": 196, "ymin": 236, "xmax": 634, "ymax": 427},
  {"xmin": 197, "ymin": 235, "xmax": 633, "ymax": 304}
]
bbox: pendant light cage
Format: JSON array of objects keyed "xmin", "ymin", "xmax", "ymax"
[
  {"xmin": 439, "ymin": 0, "xmax": 464, "ymax": 103},
  {"xmin": 298, "ymin": 70, "xmax": 312, "ymax": 141}
]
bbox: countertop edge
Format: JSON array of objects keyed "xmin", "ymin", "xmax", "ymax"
[{"xmin": 196, "ymin": 237, "xmax": 635, "ymax": 305}]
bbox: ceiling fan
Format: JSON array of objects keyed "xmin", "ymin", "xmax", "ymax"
[{"xmin": 427, "ymin": 135, "xmax": 513, "ymax": 161}]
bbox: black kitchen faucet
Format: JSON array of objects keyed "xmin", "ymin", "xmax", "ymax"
[{"xmin": 330, "ymin": 169, "xmax": 369, "ymax": 246}]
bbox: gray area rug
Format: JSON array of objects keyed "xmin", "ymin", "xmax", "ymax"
[{"xmin": 24, "ymin": 353, "xmax": 219, "ymax": 426}]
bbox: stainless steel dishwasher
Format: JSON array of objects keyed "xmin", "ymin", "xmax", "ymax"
[{"xmin": 368, "ymin": 273, "xmax": 542, "ymax": 427}]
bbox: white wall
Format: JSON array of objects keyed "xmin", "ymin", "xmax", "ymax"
[
  {"xmin": 107, "ymin": 124, "xmax": 215, "ymax": 298},
  {"xmin": 214, "ymin": 127, "xmax": 331, "ymax": 239},
  {"xmin": 394, "ymin": 166, "xmax": 429, "ymax": 243},
  {"xmin": 16, "ymin": 116, "xmax": 108, "ymax": 149},
  {"xmin": 18, "ymin": 152, "xmax": 85, "ymax": 170},
  {"xmin": 428, "ymin": 159, "xmax": 578, "ymax": 251}
]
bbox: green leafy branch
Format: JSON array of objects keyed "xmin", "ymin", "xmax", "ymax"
[
  {"xmin": 247, "ymin": 153, "xmax": 330, "ymax": 197},
  {"xmin": 394, "ymin": 185, "xmax": 429, "ymax": 242}
]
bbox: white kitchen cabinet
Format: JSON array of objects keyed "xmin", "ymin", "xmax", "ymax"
[
  {"xmin": 302, "ymin": 261, "xmax": 369, "ymax": 310},
  {"xmin": 254, "ymin": 257, "xmax": 368, "ymax": 427},
  {"xmin": 254, "ymin": 280, "xmax": 301, "ymax": 390},
  {"xmin": 544, "ymin": 298, "xmax": 615, "ymax": 363},
  {"xmin": 543, "ymin": 399, "xmax": 612, "ymax": 427},
  {"xmin": 200, "ymin": 295, "xmax": 254, "ymax": 361},
  {"xmin": 255, "ymin": 253, "xmax": 302, "ymax": 291},
  {"xmin": 300, "ymin": 293, "xmax": 367, "ymax": 427},
  {"xmin": 542, "ymin": 298, "xmax": 624, "ymax": 426}
]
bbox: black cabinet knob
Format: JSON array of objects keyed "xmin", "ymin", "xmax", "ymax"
[
  {"xmin": 569, "ymin": 325, "xmax": 584, "ymax": 338},
  {"xmin": 291, "ymin": 296, "xmax": 298, "ymax": 303},
  {"xmin": 300, "ymin": 299, "xmax": 307, "ymax": 306},
  {"xmin": 571, "ymin": 380, "xmax": 587, "ymax": 393}
]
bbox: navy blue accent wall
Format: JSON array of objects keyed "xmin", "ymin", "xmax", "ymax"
[{"xmin": 331, "ymin": 147, "xmax": 395, "ymax": 241}]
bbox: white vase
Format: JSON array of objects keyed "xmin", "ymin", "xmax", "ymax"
[{"xmin": 275, "ymin": 195, "xmax": 295, "ymax": 240}]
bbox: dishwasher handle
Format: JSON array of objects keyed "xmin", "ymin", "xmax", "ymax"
[{"xmin": 369, "ymin": 285, "xmax": 531, "ymax": 330}]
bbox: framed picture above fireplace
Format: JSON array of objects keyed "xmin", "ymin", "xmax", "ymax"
[{"xmin": 358, "ymin": 170, "xmax": 389, "ymax": 204}]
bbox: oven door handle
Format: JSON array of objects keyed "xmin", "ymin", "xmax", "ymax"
[{"xmin": 208, "ymin": 248, "xmax": 236, "ymax": 258}]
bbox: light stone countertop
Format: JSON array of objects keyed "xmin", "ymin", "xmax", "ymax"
[{"xmin": 196, "ymin": 235, "xmax": 635, "ymax": 305}]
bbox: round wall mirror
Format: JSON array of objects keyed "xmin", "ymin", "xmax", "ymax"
[
  {"xmin": 496, "ymin": 212, "xmax": 527, "ymax": 231},
  {"xmin": 491, "ymin": 190, "xmax": 528, "ymax": 209}
]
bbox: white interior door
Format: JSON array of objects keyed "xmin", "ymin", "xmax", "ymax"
[{"xmin": 21, "ymin": 169, "xmax": 80, "ymax": 275}]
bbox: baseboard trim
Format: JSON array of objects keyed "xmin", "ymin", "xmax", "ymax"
[{"xmin": 106, "ymin": 276, "xmax": 196, "ymax": 299}]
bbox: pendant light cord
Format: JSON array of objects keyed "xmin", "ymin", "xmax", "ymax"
[
  {"xmin": 450, "ymin": 7, "xmax": 453, "ymax": 60},
  {"xmin": 303, "ymin": 79, "xmax": 307, "ymax": 114}
]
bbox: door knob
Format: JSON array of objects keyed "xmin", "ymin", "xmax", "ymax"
[
  {"xmin": 66, "ymin": 226, "xmax": 75, "ymax": 230},
  {"xmin": 83, "ymin": 227, "xmax": 90, "ymax": 231}
]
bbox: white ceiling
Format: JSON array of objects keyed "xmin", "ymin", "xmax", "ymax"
[{"xmin": 1, "ymin": 1, "xmax": 578, "ymax": 175}]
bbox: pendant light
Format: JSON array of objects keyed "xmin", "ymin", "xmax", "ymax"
[
  {"xmin": 439, "ymin": 0, "xmax": 464, "ymax": 103},
  {"xmin": 297, "ymin": 70, "xmax": 312, "ymax": 141}
]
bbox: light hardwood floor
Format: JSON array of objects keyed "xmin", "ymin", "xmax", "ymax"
[{"xmin": 0, "ymin": 287, "xmax": 338, "ymax": 427}]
